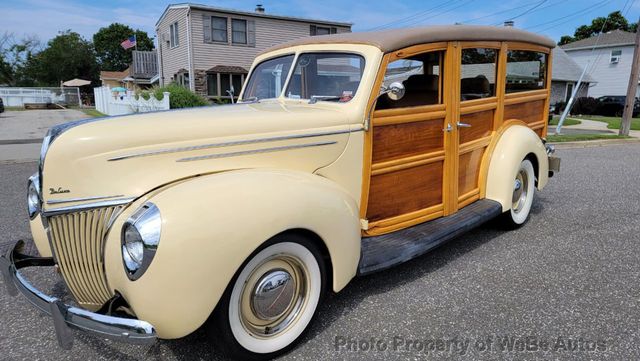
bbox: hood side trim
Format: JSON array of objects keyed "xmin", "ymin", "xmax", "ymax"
[{"xmin": 176, "ymin": 141, "xmax": 338, "ymax": 162}]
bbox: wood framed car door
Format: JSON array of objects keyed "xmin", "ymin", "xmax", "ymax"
[
  {"xmin": 362, "ymin": 43, "xmax": 454, "ymax": 236},
  {"xmin": 453, "ymin": 42, "xmax": 504, "ymax": 211}
]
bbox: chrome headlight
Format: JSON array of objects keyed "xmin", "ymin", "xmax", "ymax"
[
  {"xmin": 121, "ymin": 202, "xmax": 161, "ymax": 280},
  {"xmin": 27, "ymin": 173, "xmax": 41, "ymax": 219}
]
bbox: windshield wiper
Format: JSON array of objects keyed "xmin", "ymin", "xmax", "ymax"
[{"xmin": 308, "ymin": 95, "xmax": 343, "ymax": 104}]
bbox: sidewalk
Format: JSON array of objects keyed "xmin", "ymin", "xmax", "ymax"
[{"xmin": 554, "ymin": 117, "xmax": 640, "ymax": 137}]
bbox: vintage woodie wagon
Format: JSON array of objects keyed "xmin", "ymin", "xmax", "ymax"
[{"xmin": 1, "ymin": 25, "xmax": 560, "ymax": 359}]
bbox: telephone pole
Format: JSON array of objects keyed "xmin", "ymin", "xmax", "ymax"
[{"xmin": 620, "ymin": 17, "xmax": 640, "ymax": 136}]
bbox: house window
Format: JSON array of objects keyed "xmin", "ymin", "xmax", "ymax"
[
  {"xmin": 232, "ymin": 19, "xmax": 248, "ymax": 44},
  {"xmin": 207, "ymin": 73, "xmax": 245, "ymax": 97},
  {"xmin": 610, "ymin": 49, "xmax": 622, "ymax": 64},
  {"xmin": 310, "ymin": 25, "xmax": 337, "ymax": 36},
  {"xmin": 169, "ymin": 22, "xmax": 179, "ymax": 48},
  {"xmin": 211, "ymin": 16, "xmax": 228, "ymax": 42},
  {"xmin": 460, "ymin": 48, "xmax": 498, "ymax": 101},
  {"xmin": 177, "ymin": 72, "xmax": 189, "ymax": 88},
  {"xmin": 505, "ymin": 50, "xmax": 548, "ymax": 93}
]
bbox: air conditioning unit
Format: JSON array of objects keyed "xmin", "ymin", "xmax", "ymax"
[
  {"xmin": 611, "ymin": 56, "xmax": 620, "ymax": 64},
  {"xmin": 610, "ymin": 50, "xmax": 622, "ymax": 64}
]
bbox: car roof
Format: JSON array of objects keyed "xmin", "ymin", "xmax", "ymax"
[{"xmin": 261, "ymin": 25, "xmax": 556, "ymax": 55}]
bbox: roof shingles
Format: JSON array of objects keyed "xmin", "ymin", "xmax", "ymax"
[{"xmin": 561, "ymin": 30, "xmax": 636, "ymax": 50}]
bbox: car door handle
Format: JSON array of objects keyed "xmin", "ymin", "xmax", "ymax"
[{"xmin": 457, "ymin": 121, "xmax": 472, "ymax": 128}]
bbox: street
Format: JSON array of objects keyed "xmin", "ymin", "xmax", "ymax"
[{"xmin": 1, "ymin": 143, "xmax": 639, "ymax": 360}]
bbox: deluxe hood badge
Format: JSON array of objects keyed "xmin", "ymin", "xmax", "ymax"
[{"xmin": 49, "ymin": 187, "xmax": 71, "ymax": 195}]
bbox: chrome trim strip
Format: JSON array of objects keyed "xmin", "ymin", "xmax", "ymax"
[
  {"xmin": 46, "ymin": 194, "xmax": 125, "ymax": 205},
  {"xmin": 176, "ymin": 141, "xmax": 338, "ymax": 162},
  {"xmin": 43, "ymin": 197, "xmax": 135, "ymax": 217},
  {"xmin": 108, "ymin": 127, "xmax": 362, "ymax": 161}
]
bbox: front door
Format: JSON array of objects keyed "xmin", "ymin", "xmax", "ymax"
[{"xmin": 363, "ymin": 43, "xmax": 452, "ymax": 236}]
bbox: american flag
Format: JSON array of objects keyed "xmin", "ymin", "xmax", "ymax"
[{"xmin": 120, "ymin": 35, "xmax": 136, "ymax": 50}]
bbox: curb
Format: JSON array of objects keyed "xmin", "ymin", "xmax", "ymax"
[{"xmin": 550, "ymin": 137, "xmax": 640, "ymax": 149}]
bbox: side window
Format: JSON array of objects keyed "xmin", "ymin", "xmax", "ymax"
[
  {"xmin": 506, "ymin": 50, "xmax": 548, "ymax": 93},
  {"xmin": 376, "ymin": 51, "xmax": 444, "ymax": 110},
  {"xmin": 460, "ymin": 48, "xmax": 497, "ymax": 101}
]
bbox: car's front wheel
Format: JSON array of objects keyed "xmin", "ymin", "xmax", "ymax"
[
  {"xmin": 209, "ymin": 234, "xmax": 326, "ymax": 360},
  {"xmin": 499, "ymin": 158, "xmax": 536, "ymax": 228}
]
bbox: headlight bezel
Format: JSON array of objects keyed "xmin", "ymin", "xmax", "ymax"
[
  {"xmin": 121, "ymin": 202, "xmax": 161, "ymax": 281},
  {"xmin": 27, "ymin": 173, "xmax": 41, "ymax": 220}
]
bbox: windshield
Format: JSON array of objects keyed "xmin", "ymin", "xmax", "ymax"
[
  {"xmin": 242, "ymin": 55, "xmax": 294, "ymax": 101},
  {"xmin": 285, "ymin": 53, "xmax": 365, "ymax": 103}
]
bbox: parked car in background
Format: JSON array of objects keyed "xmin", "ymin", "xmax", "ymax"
[
  {"xmin": 596, "ymin": 95, "xmax": 640, "ymax": 117},
  {"xmin": 2, "ymin": 25, "xmax": 560, "ymax": 360}
]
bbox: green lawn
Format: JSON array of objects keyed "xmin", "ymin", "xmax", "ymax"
[
  {"xmin": 547, "ymin": 134, "xmax": 631, "ymax": 143},
  {"xmin": 574, "ymin": 115, "xmax": 640, "ymax": 131},
  {"xmin": 548, "ymin": 116, "xmax": 581, "ymax": 126},
  {"xmin": 80, "ymin": 108, "xmax": 106, "ymax": 118},
  {"xmin": 3, "ymin": 106, "xmax": 28, "ymax": 111}
]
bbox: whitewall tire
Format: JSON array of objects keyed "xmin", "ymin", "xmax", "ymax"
[
  {"xmin": 209, "ymin": 234, "xmax": 326, "ymax": 360},
  {"xmin": 501, "ymin": 158, "xmax": 536, "ymax": 228}
]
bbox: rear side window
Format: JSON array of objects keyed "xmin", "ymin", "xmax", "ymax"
[
  {"xmin": 460, "ymin": 48, "xmax": 498, "ymax": 101},
  {"xmin": 506, "ymin": 50, "xmax": 548, "ymax": 93}
]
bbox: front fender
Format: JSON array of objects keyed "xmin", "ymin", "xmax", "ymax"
[
  {"xmin": 104, "ymin": 169, "xmax": 361, "ymax": 339},
  {"xmin": 485, "ymin": 124, "xmax": 548, "ymax": 212}
]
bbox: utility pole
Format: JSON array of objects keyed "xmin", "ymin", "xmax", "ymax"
[{"xmin": 620, "ymin": 17, "xmax": 640, "ymax": 136}]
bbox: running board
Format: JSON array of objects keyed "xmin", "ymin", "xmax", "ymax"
[{"xmin": 358, "ymin": 199, "xmax": 503, "ymax": 275}]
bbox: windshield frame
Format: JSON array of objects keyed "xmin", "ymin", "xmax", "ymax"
[{"xmin": 240, "ymin": 50, "xmax": 368, "ymax": 104}]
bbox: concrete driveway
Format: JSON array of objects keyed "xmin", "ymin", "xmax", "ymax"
[
  {"xmin": 0, "ymin": 109, "xmax": 88, "ymax": 163},
  {"xmin": 1, "ymin": 144, "xmax": 639, "ymax": 360}
]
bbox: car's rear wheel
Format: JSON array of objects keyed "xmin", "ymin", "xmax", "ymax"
[
  {"xmin": 209, "ymin": 234, "xmax": 326, "ymax": 360},
  {"xmin": 499, "ymin": 158, "xmax": 535, "ymax": 228}
]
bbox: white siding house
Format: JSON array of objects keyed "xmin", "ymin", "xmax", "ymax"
[
  {"xmin": 156, "ymin": 4, "xmax": 352, "ymax": 100},
  {"xmin": 561, "ymin": 30, "xmax": 638, "ymax": 98}
]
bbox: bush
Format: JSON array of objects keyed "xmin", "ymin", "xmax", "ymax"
[
  {"xmin": 572, "ymin": 97, "xmax": 599, "ymax": 115},
  {"xmin": 153, "ymin": 83, "xmax": 209, "ymax": 109}
]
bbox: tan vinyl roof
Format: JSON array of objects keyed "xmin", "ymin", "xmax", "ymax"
[{"xmin": 262, "ymin": 25, "xmax": 556, "ymax": 55}]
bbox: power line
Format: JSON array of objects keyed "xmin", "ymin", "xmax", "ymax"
[
  {"xmin": 460, "ymin": 3, "xmax": 534, "ymax": 24},
  {"xmin": 502, "ymin": 0, "xmax": 548, "ymax": 23},
  {"xmin": 401, "ymin": 0, "xmax": 475, "ymax": 28},
  {"xmin": 526, "ymin": 0, "xmax": 614, "ymax": 31},
  {"xmin": 366, "ymin": 0, "xmax": 460, "ymax": 31}
]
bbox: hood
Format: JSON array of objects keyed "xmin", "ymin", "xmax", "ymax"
[{"xmin": 40, "ymin": 101, "xmax": 358, "ymax": 210}]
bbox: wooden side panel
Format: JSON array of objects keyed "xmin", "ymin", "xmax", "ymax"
[
  {"xmin": 504, "ymin": 99, "xmax": 545, "ymax": 125},
  {"xmin": 458, "ymin": 147, "xmax": 485, "ymax": 197},
  {"xmin": 372, "ymin": 118, "xmax": 444, "ymax": 163},
  {"xmin": 367, "ymin": 161, "xmax": 443, "ymax": 221},
  {"xmin": 459, "ymin": 109, "xmax": 494, "ymax": 144}
]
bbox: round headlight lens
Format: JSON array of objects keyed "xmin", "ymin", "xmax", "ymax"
[
  {"xmin": 122, "ymin": 224, "xmax": 144, "ymax": 271},
  {"xmin": 27, "ymin": 175, "xmax": 40, "ymax": 219},
  {"xmin": 121, "ymin": 202, "xmax": 161, "ymax": 280}
]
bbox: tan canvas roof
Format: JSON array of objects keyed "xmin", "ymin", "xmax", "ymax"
[{"xmin": 262, "ymin": 25, "xmax": 556, "ymax": 55}]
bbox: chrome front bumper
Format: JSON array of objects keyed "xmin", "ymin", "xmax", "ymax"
[{"xmin": 0, "ymin": 240, "xmax": 157, "ymax": 349}]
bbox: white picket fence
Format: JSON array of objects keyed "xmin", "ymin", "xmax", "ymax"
[
  {"xmin": 0, "ymin": 87, "xmax": 81, "ymax": 107},
  {"xmin": 94, "ymin": 86, "xmax": 170, "ymax": 116}
]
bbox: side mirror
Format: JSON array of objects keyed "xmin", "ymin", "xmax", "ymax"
[{"xmin": 386, "ymin": 82, "xmax": 405, "ymax": 101}]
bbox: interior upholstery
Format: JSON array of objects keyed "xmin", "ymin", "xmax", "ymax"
[{"xmin": 461, "ymin": 76, "xmax": 491, "ymax": 101}]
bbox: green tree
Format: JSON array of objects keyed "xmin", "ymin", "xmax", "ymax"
[
  {"xmin": 0, "ymin": 32, "xmax": 40, "ymax": 86},
  {"xmin": 23, "ymin": 30, "xmax": 98, "ymax": 86},
  {"xmin": 559, "ymin": 11, "xmax": 635, "ymax": 45},
  {"xmin": 93, "ymin": 23, "xmax": 154, "ymax": 71}
]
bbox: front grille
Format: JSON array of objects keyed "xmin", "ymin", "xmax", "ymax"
[{"xmin": 48, "ymin": 206, "xmax": 124, "ymax": 307}]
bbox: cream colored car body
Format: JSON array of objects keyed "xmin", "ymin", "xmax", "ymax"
[{"xmin": 29, "ymin": 43, "xmax": 548, "ymax": 339}]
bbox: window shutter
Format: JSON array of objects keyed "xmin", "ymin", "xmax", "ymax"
[
  {"xmin": 310, "ymin": 25, "xmax": 317, "ymax": 36},
  {"xmin": 247, "ymin": 20, "xmax": 256, "ymax": 46},
  {"xmin": 330, "ymin": 27, "xmax": 337, "ymax": 34},
  {"xmin": 203, "ymin": 15, "xmax": 211, "ymax": 42}
]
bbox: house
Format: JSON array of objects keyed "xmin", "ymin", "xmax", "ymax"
[
  {"xmin": 155, "ymin": 3, "xmax": 352, "ymax": 100},
  {"xmin": 99, "ymin": 50, "xmax": 159, "ymax": 91},
  {"xmin": 550, "ymin": 47, "xmax": 595, "ymax": 105},
  {"xmin": 561, "ymin": 30, "xmax": 637, "ymax": 98}
]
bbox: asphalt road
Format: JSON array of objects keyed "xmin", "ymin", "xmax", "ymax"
[{"xmin": 1, "ymin": 144, "xmax": 640, "ymax": 360}]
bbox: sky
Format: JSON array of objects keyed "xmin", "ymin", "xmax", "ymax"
[{"xmin": 1, "ymin": 0, "xmax": 639, "ymax": 46}]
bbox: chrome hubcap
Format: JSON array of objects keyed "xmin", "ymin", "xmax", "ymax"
[
  {"xmin": 240, "ymin": 255, "xmax": 308, "ymax": 337},
  {"xmin": 251, "ymin": 269, "xmax": 295, "ymax": 321},
  {"xmin": 512, "ymin": 169, "xmax": 529, "ymax": 213}
]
